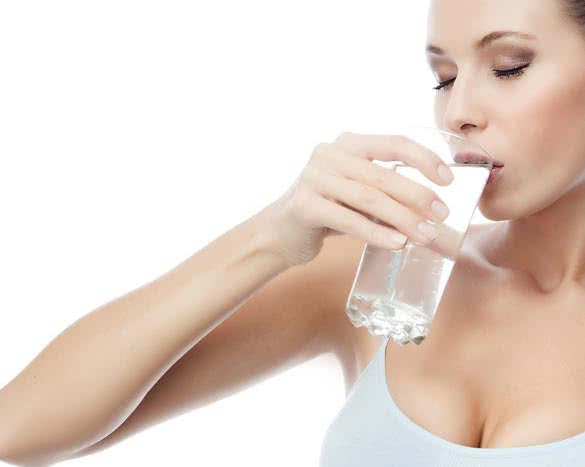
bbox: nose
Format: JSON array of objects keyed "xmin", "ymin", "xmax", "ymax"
[{"xmin": 436, "ymin": 71, "xmax": 486, "ymax": 136}]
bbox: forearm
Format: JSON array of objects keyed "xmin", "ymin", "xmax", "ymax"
[{"xmin": 0, "ymin": 202, "xmax": 288, "ymax": 466}]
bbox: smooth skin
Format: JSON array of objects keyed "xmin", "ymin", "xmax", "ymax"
[
  {"xmin": 428, "ymin": 0, "xmax": 585, "ymax": 294},
  {"xmin": 373, "ymin": 0, "xmax": 585, "ymax": 450},
  {"xmin": 0, "ymin": 128, "xmax": 452, "ymax": 466},
  {"xmin": 5, "ymin": 0, "xmax": 585, "ymax": 464}
]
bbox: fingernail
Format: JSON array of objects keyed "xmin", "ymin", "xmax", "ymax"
[
  {"xmin": 438, "ymin": 165, "xmax": 454, "ymax": 184},
  {"xmin": 431, "ymin": 200, "xmax": 450, "ymax": 221},
  {"xmin": 390, "ymin": 232, "xmax": 408, "ymax": 248},
  {"xmin": 417, "ymin": 221, "xmax": 438, "ymax": 241}
]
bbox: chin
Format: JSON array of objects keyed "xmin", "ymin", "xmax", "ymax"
[
  {"xmin": 477, "ymin": 186, "xmax": 541, "ymax": 222},
  {"xmin": 476, "ymin": 187, "xmax": 515, "ymax": 221},
  {"xmin": 478, "ymin": 181, "xmax": 575, "ymax": 223},
  {"xmin": 478, "ymin": 161, "xmax": 582, "ymax": 221},
  {"xmin": 477, "ymin": 206, "xmax": 513, "ymax": 223}
]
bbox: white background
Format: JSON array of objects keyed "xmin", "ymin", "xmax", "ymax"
[{"xmin": 0, "ymin": 1, "xmax": 493, "ymax": 466}]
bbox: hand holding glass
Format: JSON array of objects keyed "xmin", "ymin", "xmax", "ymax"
[{"xmin": 345, "ymin": 126, "xmax": 492, "ymax": 346}]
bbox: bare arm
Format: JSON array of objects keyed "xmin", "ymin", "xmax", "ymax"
[
  {"xmin": 64, "ymin": 234, "xmax": 354, "ymax": 463},
  {"xmin": 0, "ymin": 202, "xmax": 305, "ymax": 466}
]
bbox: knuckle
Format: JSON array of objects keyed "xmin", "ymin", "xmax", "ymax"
[
  {"xmin": 301, "ymin": 164, "xmax": 320, "ymax": 185},
  {"xmin": 334, "ymin": 131, "xmax": 354, "ymax": 144},
  {"xmin": 370, "ymin": 167, "xmax": 388, "ymax": 187},
  {"xmin": 359, "ymin": 186, "xmax": 380, "ymax": 207},
  {"xmin": 393, "ymin": 134, "xmax": 413, "ymax": 146},
  {"xmin": 312, "ymin": 142, "xmax": 330, "ymax": 159}
]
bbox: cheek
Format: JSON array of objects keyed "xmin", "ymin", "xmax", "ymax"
[
  {"xmin": 516, "ymin": 72, "xmax": 585, "ymax": 192},
  {"xmin": 520, "ymin": 72, "xmax": 585, "ymax": 157},
  {"xmin": 481, "ymin": 72, "xmax": 585, "ymax": 220}
]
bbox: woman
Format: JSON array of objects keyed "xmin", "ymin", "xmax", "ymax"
[{"xmin": 3, "ymin": 0, "xmax": 585, "ymax": 465}]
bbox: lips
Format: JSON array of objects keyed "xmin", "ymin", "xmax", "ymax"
[
  {"xmin": 487, "ymin": 165, "xmax": 504, "ymax": 184},
  {"xmin": 454, "ymin": 151, "xmax": 504, "ymax": 167}
]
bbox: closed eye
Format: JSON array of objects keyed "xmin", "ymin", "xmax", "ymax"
[{"xmin": 432, "ymin": 63, "xmax": 531, "ymax": 92}]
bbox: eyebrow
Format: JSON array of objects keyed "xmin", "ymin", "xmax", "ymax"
[{"xmin": 426, "ymin": 30, "xmax": 537, "ymax": 56}]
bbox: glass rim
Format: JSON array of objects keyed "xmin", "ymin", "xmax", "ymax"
[
  {"xmin": 392, "ymin": 161, "xmax": 493, "ymax": 168},
  {"xmin": 385, "ymin": 125, "xmax": 493, "ymax": 161}
]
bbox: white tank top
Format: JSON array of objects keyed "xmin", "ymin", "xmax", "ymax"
[{"xmin": 319, "ymin": 336, "xmax": 585, "ymax": 466}]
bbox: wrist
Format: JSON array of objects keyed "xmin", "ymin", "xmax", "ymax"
[{"xmin": 250, "ymin": 201, "xmax": 294, "ymax": 270}]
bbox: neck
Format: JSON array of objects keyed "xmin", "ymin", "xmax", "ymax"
[{"xmin": 484, "ymin": 182, "xmax": 585, "ymax": 295}]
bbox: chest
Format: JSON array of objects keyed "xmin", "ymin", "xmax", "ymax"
[{"xmin": 353, "ymin": 264, "xmax": 585, "ymax": 449}]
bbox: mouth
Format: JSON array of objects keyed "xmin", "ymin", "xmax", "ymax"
[
  {"xmin": 454, "ymin": 151, "xmax": 504, "ymax": 167},
  {"xmin": 486, "ymin": 165, "xmax": 504, "ymax": 184}
]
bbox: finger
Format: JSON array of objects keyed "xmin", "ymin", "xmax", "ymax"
[
  {"xmin": 333, "ymin": 132, "xmax": 453, "ymax": 187},
  {"xmin": 311, "ymin": 194, "xmax": 408, "ymax": 250},
  {"xmin": 324, "ymin": 145, "xmax": 450, "ymax": 223},
  {"xmin": 309, "ymin": 168, "xmax": 439, "ymax": 245}
]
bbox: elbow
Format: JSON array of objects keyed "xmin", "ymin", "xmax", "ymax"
[
  {"xmin": 0, "ymin": 430, "xmax": 21, "ymax": 467},
  {"xmin": 0, "ymin": 431, "xmax": 63, "ymax": 467},
  {"xmin": 0, "ymin": 446, "xmax": 45, "ymax": 467},
  {"xmin": 0, "ymin": 450, "xmax": 60, "ymax": 467},
  {"xmin": 0, "ymin": 445, "xmax": 28, "ymax": 467}
]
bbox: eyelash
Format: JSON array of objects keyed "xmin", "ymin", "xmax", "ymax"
[{"xmin": 432, "ymin": 64, "xmax": 530, "ymax": 92}]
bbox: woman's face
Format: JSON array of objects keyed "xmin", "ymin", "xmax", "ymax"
[{"xmin": 427, "ymin": 0, "xmax": 585, "ymax": 221}]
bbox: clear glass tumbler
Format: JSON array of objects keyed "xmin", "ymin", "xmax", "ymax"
[{"xmin": 345, "ymin": 126, "xmax": 492, "ymax": 346}]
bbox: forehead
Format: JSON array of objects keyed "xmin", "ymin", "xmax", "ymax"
[{"xmin": 426, "ymin": 0, "xmax": 563, "ymax": 51}]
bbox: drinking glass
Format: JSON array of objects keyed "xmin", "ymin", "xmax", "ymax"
[{"xmin": 345, "ymin": 126, "xmax": 493, "ymax": 345}]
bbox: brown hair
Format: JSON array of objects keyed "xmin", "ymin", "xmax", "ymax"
[{"xmin": 561, "ymin": 0, "xmax": 585, "ymax": 30}]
